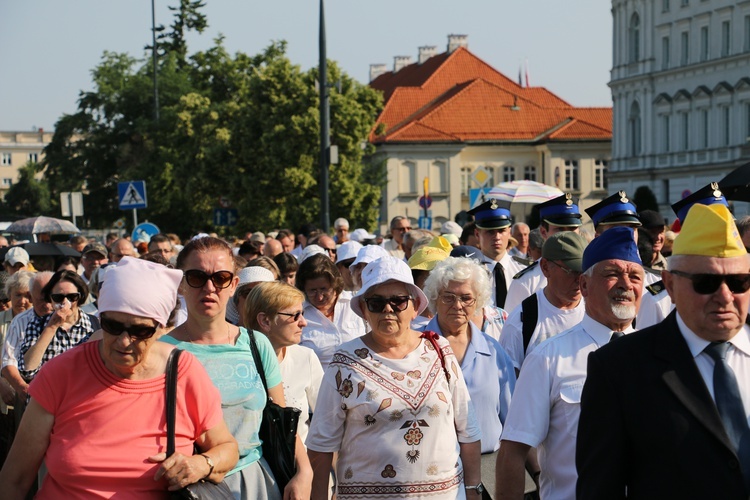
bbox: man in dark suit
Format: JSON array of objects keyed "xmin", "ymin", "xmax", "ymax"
[{"xmin": 577, "ymin": 203, "xmax": 750, "ymax": 499}]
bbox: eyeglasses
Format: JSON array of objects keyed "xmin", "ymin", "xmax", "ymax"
[
  {"xmin": 438, "ymin": 293, "xmax": 477, "ymax": 307},
  {"xmin": 338, "ymin": 259, "xmax": 355, "ymax": 269},
  {"xmin": 50, "ymin": 292, "xmax": 81, "ymax": 304},
  {"xmin": 277, "ymin": 310, "xmax": 304, "ymax": 321},
  {"xmin": 363, "ymin": 296, "xmax": 412, "ymax": 313},
  {"xmin": 548, "ymin": 260, "xmax": 582, "ymax": 277},
  {"xmin": 322, "ymin": 247, "xmax": 337, "ymax": 256},
  {"xmin": 305, "ymin": 286, "xmax": 333, "ymax": 298},
  {"xmin": 100, "ymin": 316, "xmax": 159, "ymax": 340},
  {"xmin": 393, "ymin": 226, "xmax": 412, "ymax": 232},
  {"xmin": 669, "ymin": 270, "xmax": 750, "ymax": 295},
  {"xmin": 183, "ymin": 270, "xmax": 234, "ymax": 290}
]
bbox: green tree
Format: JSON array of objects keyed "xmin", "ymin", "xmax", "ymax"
[
  {"xmin": 632, "ymin": 185, "xmax": 659, "ymax": 212},
  {"xmin": 2, "ymin": 162, "xmax": 52, "ymax": 216},
  {"xmin": 43, "ymin": 3, "xmax": 384, "ymax": 237}
]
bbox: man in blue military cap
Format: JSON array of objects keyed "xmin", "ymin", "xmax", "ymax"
[
  {"xmin": 506, "ymin": 193, "xmax": 583, "ymax": 313},
  {"xmin": 497, "ymin": 227, "xmax": 644, "ymax": 500},
  {"xmin": 467, "ymin": 199, "xmax": 525, "ymax": 309},
  {"xmin": 584, "ymin": 190, "xmax": 641, "ymax": 235}
]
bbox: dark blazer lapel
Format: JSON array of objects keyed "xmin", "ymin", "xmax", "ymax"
[{"xmin": 654, "ymin": 312, "xmax": 736, "ymax": 454}]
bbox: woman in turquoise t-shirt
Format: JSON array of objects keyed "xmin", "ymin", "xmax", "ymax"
[{"xmin": 162, "ymin": 236, "xmax": 312, "ymax": 500}]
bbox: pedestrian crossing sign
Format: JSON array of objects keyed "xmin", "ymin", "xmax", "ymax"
[{"xmin": 118, "ymin": 181, "xmax": 147, "ymax": 210}]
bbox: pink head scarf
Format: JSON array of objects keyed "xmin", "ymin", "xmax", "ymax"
[{"xmin": 98, "ymin": 257, "xmax": 183, "ymax": 326}]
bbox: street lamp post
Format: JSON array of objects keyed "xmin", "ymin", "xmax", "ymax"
[
  {"xmin": 151, "ymin": 0, "xmax": 160, "ymax": 122},
  {"xmin": 318, "ymin": 0, "xmax": 330, "ymax": 234}
]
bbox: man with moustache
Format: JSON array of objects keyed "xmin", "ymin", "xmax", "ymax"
[
  {"xmin": 577, "ymin": 203, "xmax": 750, "ymax": 499},
  {"xmin": 496, "ymin": 227, "xmax": 644, "ymax": 500}
]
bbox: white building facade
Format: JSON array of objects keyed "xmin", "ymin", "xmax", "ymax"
[{"xmin": 610, "ymin": 0, "xmax": 750, "ymax": 220}]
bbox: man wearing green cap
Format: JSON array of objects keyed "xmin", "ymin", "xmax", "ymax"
[
  {"xmin": 577, "ymin": 203, "xmax": 750, "ymax": 498},
  {"xmin": 500, "ymin": 232, "xmax": 587, "ymax": 374}
]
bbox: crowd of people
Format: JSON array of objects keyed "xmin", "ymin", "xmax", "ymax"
[{"xmin": 0, "ymin": 182, "xmax": 749, "ymax": 499}]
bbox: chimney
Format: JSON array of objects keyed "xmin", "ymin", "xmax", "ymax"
[
  {"xmin": 369, "ymin": 64, "xmax": 388, "ymax": 82},
  {"xmin": 418, "ymin": 46, "xmax": 437, "ymax": 64},
  {"xmin": 393, "ymin": 55, "xmax": 413, "ymax": 73},
  {"xmin": 447, "ymin": 34, "xmax": 468, "ymax": 53}
]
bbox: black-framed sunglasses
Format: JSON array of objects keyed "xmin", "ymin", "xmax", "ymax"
[
  {"xmin": 669, "ymin": 270, "xmax": 750, "ymax": 295},
  {"xmin": 277, "ymin": 311, "xmax": 304, "ymax": 321},
  {"xmin": 183, "ymin": 270, "xmax": 234, "ymax": 290},
  {"xmin": 50, "ymin": 292, "xmax": 81, "ymax": 304},
  {"xmin": 364, "ymin": 296, "xmax": 412, "ymax": 313},
  {"xmin": 323, "ymin": 247, "xmax": 337, "ymax": 256},
  {"xmin": 338, "ymin": 258, "xmax": 355, "ymax": 269},
  {"xmin": 100, "ymin": 316, "xmax": 159, "ymax": 340}
]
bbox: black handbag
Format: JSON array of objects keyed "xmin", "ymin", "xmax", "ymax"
[
  {"xmin": 166, "ymin": 348, "xmax": 234, "ymax": 500},
  {"xmin": 247, "ymin": 329, "xmax": 301, "ymax": 493}
]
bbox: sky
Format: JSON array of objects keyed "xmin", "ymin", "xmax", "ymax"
[{"xmin": 0, "ymin": 0, "xmax": 613, "ymax": 131}]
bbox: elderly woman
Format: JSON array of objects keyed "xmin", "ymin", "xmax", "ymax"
[
  {"xmin": 245, "ymin": 281, "xmax": 324, "ymax": 446},
  {"xmin": 421, "ymin": 256, "xmax": 517, "ymax": 495},
  {"xmin": 0, "ymin": 271, "xmax": 34, "ymax": 452},
  {"xmin": 307, "ymin": 256, "xmax": 483, "ymax": 499},
  {"xmin": 18, "ymin": 270, "xmax": 99, "ymax": 382},
  {"xmin": 162, "ymin": 236, "xmax": 312, "ymax": 500},
  {"xmin": 297, "ymin": 253, "xmax": 366, "ymax": 370},
  {"xmin": 0, "ymin": 257, "xmax": 239, "ymax": 498}
]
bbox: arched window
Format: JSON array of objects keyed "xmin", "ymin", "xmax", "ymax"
[
  {"xmin": 628, "ymin": 101, "xmax": 642, "ymax": 156},
  {"xmin": 629, "ymin": 13, "xmax": 641, "ymax": 63}
]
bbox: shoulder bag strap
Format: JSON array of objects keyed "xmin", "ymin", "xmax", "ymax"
[
  {"xmin": 521, "ymin": 293, "xmax": 539, "ymax": 355},
  {"xmin": 247, "ymin": 329, "xmax": 269, "ymax": 396},
  {"xmin": 165, "ymin": 348, "xmax": 182, "ymax": 458},
  {"xmin": 420, "ymin": 330, "xmax": 451, "ymax": 383}
]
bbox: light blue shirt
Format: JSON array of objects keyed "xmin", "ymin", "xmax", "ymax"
[{"xmin": 422, "ymin": 315, "xmax": 516, "ymax": 453}]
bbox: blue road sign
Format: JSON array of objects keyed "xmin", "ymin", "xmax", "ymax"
[
  {"xmin": 469, "ymin": 188, "xmax": 491, "ymax": 208},
  {"xmin": 418, "ymin": 195, "xmax": 432, "ymax": 209},
  {"xmin": 418, "ymin": 216, "xmax": 432, "ymax": 230},
  {"xmin": 132, "ymin": 222, "xmax": 160, "ymax": 243},
  {"xmin": 118, "ymin": 181, "xmax": 147, "ymax": 210},
  {"xmin": 214, "ymin": 208, "xmax": 239, "ymax": 227}
]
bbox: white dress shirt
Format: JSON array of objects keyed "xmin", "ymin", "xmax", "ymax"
[
  {"xmin": 483, "ymin": 252, "xmax": 526, "ymax": 307},
  {"xmin": 502, "ymin": 315, "xmax": 634, "ymax": 500},
  {"xmin": 505, "ymin": 262, "xmax": 546, "ymax": 313}
]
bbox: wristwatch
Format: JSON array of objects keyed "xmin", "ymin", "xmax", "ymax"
[
  {"xmin": 465, "ymin": 482, "xmax": 485, "ymax": 494},
  {"xmin": 200, "ymin": 453, "xmax": 215, "ymax": 479}
]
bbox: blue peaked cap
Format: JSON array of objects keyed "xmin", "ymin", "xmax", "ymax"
[{"xmin": 582, "ymin": 226, "xmax": 642, "ymax": 272}]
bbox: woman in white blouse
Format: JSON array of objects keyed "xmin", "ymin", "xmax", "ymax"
[{"xmin": 244, "ymin": 281, "xmax": 323, "ymax": 446}]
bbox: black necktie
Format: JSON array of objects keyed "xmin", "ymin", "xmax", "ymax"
[
  {"xmin": 704, "ymin": 342, "xmax": 750, "ymax": 488},
  {"xmin": 610, "ymin": 331, "xmax": 625, "ymax": 343},
  {"xmin": 494, "ymin": 263, "xmax": 507, "ymax": 309}
]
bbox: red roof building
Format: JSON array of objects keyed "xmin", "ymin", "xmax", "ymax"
[{"xmin": 368, "ymin": 36, "xmax": 613, "ymax": 231}]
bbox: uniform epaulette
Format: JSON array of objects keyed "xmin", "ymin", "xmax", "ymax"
[
  {"xmin": 512, "ymin": 256, "xmax": 534, "ymax": 268},
  {"xmin": 646, "ymin": 280, "xmax": 666, "ymax": 296},
  {"xmin": 512, "ymin": 260, "xmax": 538, "ymax": 279}
]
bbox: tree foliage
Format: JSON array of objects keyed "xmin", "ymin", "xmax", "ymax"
[
  {"xmin": 1, "ymin": 162, "xmax": 52, "ymax": 217},
  {"xmin": 42, "ymin": 3, "xmax": 383, "ymax": 237}
]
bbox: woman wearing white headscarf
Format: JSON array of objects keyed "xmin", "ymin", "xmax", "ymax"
[{"xmin": 0, "ymin": 257, "xmax": 238, "ymax": 499}]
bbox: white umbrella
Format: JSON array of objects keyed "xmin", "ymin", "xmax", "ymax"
[
  {"xmin": 5, "ymin": 216, "xmax": 80, "ymax": 235},
  {"xmin": 484, "ymin": 180, "xmax": 563, "ymax": 205}
]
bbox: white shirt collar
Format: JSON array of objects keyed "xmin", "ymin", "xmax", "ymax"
[
  {"xmin": 580, "ymin": 314, "xmax": 635, "ymax": 347},
  {"xmin": 676, "ymin": 312, "xmax": 750, "ymax": 359}
]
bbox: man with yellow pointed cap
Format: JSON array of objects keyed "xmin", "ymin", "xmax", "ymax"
[{"xmin": 577, "ymin": 203, "xmax": 750, "ymax": 499}]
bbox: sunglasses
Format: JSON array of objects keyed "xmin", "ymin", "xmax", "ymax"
[
  {"xmin": 50, "ymin": 293, "xmax": 81, "ymax": 304},
  {"xmin": 669, "ymin": 270, "xmax": 750, "ymax": 295},
  {"xmin": 363, "ymin": 296, "xmax": 412, "ymax": 313},
  {"xmin": 183, "ymin": 270, "xmax": 234, "ymax": 290},
  {"xmin": 277, "ymin": 311, "xmax": 304, "ymax": 321},
  {"xmin": 338, "ymin": 258, "xmax": 355, "ymax": 269},
  {"xmin": 100, "ymin": 316, "xmax": 159, "ymax": 340},
  {"xmin": 323, "ymin": 247, "xmax": 337, "ymax": 256}
]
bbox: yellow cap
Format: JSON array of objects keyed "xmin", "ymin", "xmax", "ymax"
[
  {"xmin": 672, "ymin": 204, "xmax": 746, "ymax": 258},
  {"xmin": 408, "ymin": 236, "xmax": 452, "ymax": 271}
]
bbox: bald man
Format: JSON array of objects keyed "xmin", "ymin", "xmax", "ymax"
[{"xmin": 263, "ymin": 238, "xmax": 284, "ymax": 258}]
